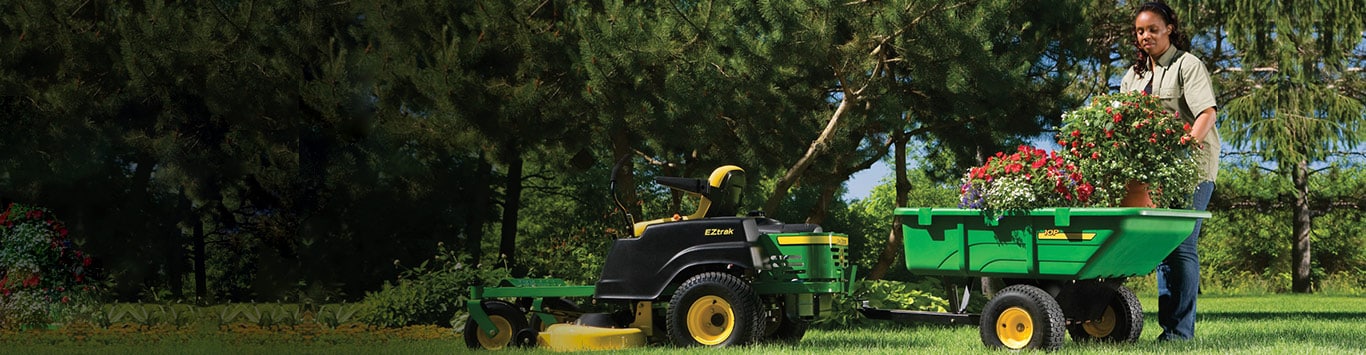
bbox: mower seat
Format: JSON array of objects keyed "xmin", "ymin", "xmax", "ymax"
[
  {"xmin": 756, "ymin": 218, "xmax": 823, "ymax": 235},
  {"xmin": 631, "ymin": 165, "xmax": 746, "ymax": 236}
]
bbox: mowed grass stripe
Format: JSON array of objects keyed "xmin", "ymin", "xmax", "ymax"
[{"xmin": 7, "ymin": 295, "xmax": 1365, "ymax": 354}]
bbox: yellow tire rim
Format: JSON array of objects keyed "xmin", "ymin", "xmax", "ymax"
[
  {"xmin": 686, "ymin": 295, "xmax": 735, "ymax": 345},
  {"xmin": 997, "ymin": 306, "xmax": 1034, "ymax": 349},
  {"xmin": 476, "ymin": 315, "xmax": 514, "ymax": 350},
  {"xmin": 1083, "ymin": 305, "xmax": 1117, "ymax": 338}
]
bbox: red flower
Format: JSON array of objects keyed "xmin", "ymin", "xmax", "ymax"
[
  {"xmin": 1149, "ymin": 138, "xmax": 1158, "ymax": 143},
  {"xmin": 1091, "ymin": 152, "xmax": 1101, "ymax": 160},
  {"xmin": 1183, "ymin": 122, "xmax": 1192, "ymax": 132},
  {"xmin": 1032, "ymin": 158, "xmax": 1047, "ymax": 169},
  {"xmin": 1070, "ymin": 130, "xmax": 1081, "ymax": 138},
  {"xmin": 1078, "ymin": 183, "xmax": 1095, "ymax": 201},
  {"xmin": 1113, "ymin": 113, "xmax": 1123, "ymax": 123},
  {"xmin": 23, "ymin": 274, "xmax": 40, "ymax": 288},
  {"xmin": 1105, "ymin": 130, "xmax": 1114, "ymax": 138}
]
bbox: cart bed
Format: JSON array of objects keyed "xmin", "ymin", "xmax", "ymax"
[{"xmin": 896, "ymin": 207, "xmax": 1209, "ymax": 280}]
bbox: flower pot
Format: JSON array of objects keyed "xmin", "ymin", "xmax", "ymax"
[{"xmin": 1120, "ymin": 180, "xmax": 1155, "ymax": 208}]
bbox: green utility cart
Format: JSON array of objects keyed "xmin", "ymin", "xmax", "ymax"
[{"xmin": 860, "ymin": 207, "xmax": 1210, "ymax": 351}]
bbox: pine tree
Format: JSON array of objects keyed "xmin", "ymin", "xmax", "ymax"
[{"xmin": 1182, "ymin": 0, "xmax": 1366, "ymax": 292}]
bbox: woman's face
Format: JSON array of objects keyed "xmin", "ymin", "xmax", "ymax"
[{"xmin": 1134, "ymin": 10, "xmax": 1172, "ymax": 57}]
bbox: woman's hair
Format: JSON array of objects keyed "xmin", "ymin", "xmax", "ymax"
[{"xmin": 1132, "ymin": 2, "xmax": 1189, "ymax": 77}]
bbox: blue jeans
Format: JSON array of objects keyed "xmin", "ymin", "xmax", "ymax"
[{"xmin": 1156, "ymin": 180, "xmax": 1214, "ymax": 340}]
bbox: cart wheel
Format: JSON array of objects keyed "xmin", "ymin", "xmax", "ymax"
[
  {"xmin": 667, "ymin": 272, "xmax": 764, "ymax": 347},
  {"xmin": 761, "ymin": 299, "xmax": 808, "ymax": 344},
  {"xmin": 1068, "ymin": 285, "xmax": 1143, "ymax": 342},
  {"xmin": 532, "ymin": 298, "xmax": 581, "ymax": 331},
  {"xmin": 980, "ymin": 284, "xmax": 1065, "ymax": 351},
  {"xmin": 464, "ymin": 300, "xmax": 530, "ymax": 350}
]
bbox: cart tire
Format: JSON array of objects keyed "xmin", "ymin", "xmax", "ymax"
[
  {"xmin": 1068, "ymin": 285, "xmax": 1143, "ymax": 342},
  {"xmin": 980, "ymin": 284, "xmax": 1065, "ymax": 351},
  {"xmin": 667, "ymin": 272, "xmax": 764, "ymax": 347},
  {"xmin": 761, "ymin": 299, "xmax": 808, "ymax": 344},
  {"xmin": 464, "ymin": 300, "xmax": 530, "ymax": 350},
  {"xmin": 532, "ymin": 298, "xmax": 582, "ymax": 331}
]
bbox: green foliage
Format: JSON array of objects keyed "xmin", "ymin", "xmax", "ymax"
[
  {"xmin": 844, "ymin": 163, "xmax": 959, "ymax": 281},
  {"xmin": 358, "ymin": 244, "xmax": 508, "ymax": 328},
  {"xmin": 815, "ymin": 279, "xmax": 948, "ymax": 328},
  {"xmin": 1202, "ymin": 165, "xmax": 1366, "ymax": 292}
]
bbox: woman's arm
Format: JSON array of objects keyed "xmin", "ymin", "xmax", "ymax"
[{"xmin": 1190, "ymin": 106, "xmax": 1216, "ymax": 140}]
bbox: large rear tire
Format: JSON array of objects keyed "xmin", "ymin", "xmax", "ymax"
[
  {"xmin": 980, "ymin": 284, "xmax": 1065, "ymax": 351},
  {"xmin": 667, "ymin": 272, "xmax": 764, "ymax": 347},
  {"xmin": 464, "ymin": 300, "xmax": 529, "ymax": 350},
  {"xmin": 1068, "ymin": 285, "xmax": 1143, "ymax": 343}
]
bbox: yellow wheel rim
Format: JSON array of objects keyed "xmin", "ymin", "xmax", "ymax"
[
  {"xmin": 997, "ymin": 307, "xmax": 1034, "ymax": 349},
  {"xmin": 1083, "ymin": 305, "xmax": 1117, "ymax": 338},
  {"xmin": 476, "ymin": 315, "xmax": 514, "ymax": 350},
  {"xmin": 686, "ymin": 295, "xmax": 735, "ymax": 345}
]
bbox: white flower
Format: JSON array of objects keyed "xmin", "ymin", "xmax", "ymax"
[{"xmin": 1110, "ymin": 101, "xmax": 1121, "ymax": 108}]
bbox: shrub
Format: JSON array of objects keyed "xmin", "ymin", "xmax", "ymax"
[
  {"xmin": 815, "ymin": 279, "xmax": 949, "ymax": 328},
  {"xmin": 359, "ymin": 243, "xmax": 508, "ymax": 328},
  {"xmin": 0, "ymin": 203, "xmax": 105, "ymax": 329}
]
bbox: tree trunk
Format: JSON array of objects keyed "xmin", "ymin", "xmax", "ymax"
[
  {"xmin": 464, "ymin": 155, "xmax": 493, "ymax": 263},
  {"xmin": 868, "ymin": 135, "xmax": 909, "ymax": 280},
  {"xmin": 804, "ymin": 180, "xmax": 840, "ymax": 225},
  {"xmin": 1291, "ymin": 160, "xmax": 1313, "ymax": 293},
  {"xmin": 193, "ymin": 208, "xmax": 207, "ymax": 303},
  {"xmin": 499, "ymin": 145, "xmax": 524, "ymax": 275},
  {"xmin": 763, "ymin": 96, "xmax": 853, "ymax": 214},
  {"xmin": 611, "ymin": 126, "xmax": 641, "ymax": 232}
]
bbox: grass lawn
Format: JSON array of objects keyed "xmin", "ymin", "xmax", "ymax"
[{"xmin": 7, "ymin": 294, "xmax": 1364, "ymax": 354}]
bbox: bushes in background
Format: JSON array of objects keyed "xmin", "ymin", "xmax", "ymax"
[{"xmin": 1, "ymin": 203, "xmax": 105, "ymax": 329}]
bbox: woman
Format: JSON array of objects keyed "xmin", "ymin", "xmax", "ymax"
[{"xmin": 1117, "ymin": 2, "xmax": 1219, "ymax": 341}]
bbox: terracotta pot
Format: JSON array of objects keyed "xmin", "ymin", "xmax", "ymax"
[{"xmin": 1120, "ymin": 180, "xmax": 1155, "ymax": 208}]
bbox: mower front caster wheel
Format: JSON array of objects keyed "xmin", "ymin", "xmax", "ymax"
[{"xmin": 464, "ymin": 300, "xmax": 530, "ymax": 350}]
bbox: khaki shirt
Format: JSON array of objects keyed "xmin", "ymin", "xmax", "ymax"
[{"xmin": 1120, "ymin": 48, "xmax": 1221, "ymax": 182}]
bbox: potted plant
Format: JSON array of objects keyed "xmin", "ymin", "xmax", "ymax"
[{"xmin": 1056, "ymin": 92, "xmax": 1201, "ymax": 208}]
